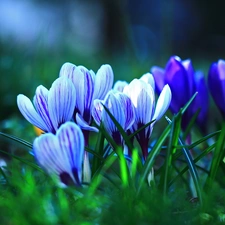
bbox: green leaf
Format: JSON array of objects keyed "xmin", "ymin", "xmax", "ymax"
[
  {"xmin": 0, "ymin": 131, "xmax": 32, "ymax": 149},
  {"xmin": 169, "ymin": 143, "xmax": 215, "ymax": 187},
  {"xmin": 159, "ymin": 113, "xmax": 182, "ymax": 195},
  {"xmin": 206, "ymin": 122, "xmax": 225, "ymax": 189}
]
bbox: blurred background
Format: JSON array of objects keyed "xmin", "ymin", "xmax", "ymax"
[{"xmin": 1, "ymin": 0, "xmax": 225, "ymax": 136}]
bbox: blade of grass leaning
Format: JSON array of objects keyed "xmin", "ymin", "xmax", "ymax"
[
  {"xmin": 178, "ymin": 137, "xmax": 203, "ymax": 204},
  {"xmin": 0, "ymin": 149, "xmax": 43, "ymax": 172},
  {"xmin": 102, "ymin": 104, "xmax": 143, "ymax": 175},
  {"xmin": 180, "ymin": 92, "xmax": 198, "ymax": 115},
  {"xmin": 137, "ymin": 122, "xmax": 172, "ymax": 195},
  {"xmin": 0, "ymin": 131, "xmax": 32, "ymax": 149},
  {"xmin": 88, "ymin": 152, "xmax": 117, "ymax": 195},
  {"xmin": 159, "ymin": 113, "xmax": 181, "ymax": 195},
  {"xmin": 93, "ymin": 123, "xmax": 131, "ymax": 187},
  {"xmin": 182, "ymin": 109, "xmax": 200, "ymax": 140},
  {"xmin": 129, "ymin": 120, "xmax": 155, "ymax": 139},
  {"xmin": 169, "ymin": 143, "xmax": 216, "ymax": 187},
  {"xmin": 91, "ymin": 126, "xmax": 105, "ymax": 176},
  {"xmin": 205, "ymin": 122, "xmax": 225, "ymax": 189},
  {"xmin": 165, "ymin": 116, "xmax": 202, "ymax": 204},
  {"xmin": 175, "ymin": 130, "xmax": 220, "ymax": 150}
]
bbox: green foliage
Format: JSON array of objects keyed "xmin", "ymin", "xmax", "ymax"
[{"xmin": 1, "ymin": 79, "xmax": 225, "ymax": 224}]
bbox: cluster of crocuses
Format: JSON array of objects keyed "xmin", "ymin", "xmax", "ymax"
[
  {"xmin": 17, "ymin": 62, "xmax": 171, "ymax": 186},
  {"xmin": 151, "ymin": 56, "xmax": 225, "ymax": 134},
  {"xmin": 16, "ymin": 56, "xmax": 225, "ymax": 187}
]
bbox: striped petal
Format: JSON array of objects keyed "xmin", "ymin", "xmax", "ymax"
[
  {"xmin": 102, "ymin": 92, "xmax": 126, "ymax": 135},
  {"xmin": 92, "ymin": 99, "xmax": 104, "ymax": 126},
  {"xmin": 59, "ymin": 62, "xmax": 76, "ymax": 80},
  {"xmin": 75, "ymin": 67, "xmax": 95, "ymax": 122},
  {"xmin": 33, "ymin": 122, "xmax": 84, "ymax": 186},
  {"xmin": 93, "ymin": 64, "xmax": 114, "ymax": 100},
  {"xmin": 48, "ymin": 77, "xmax": 76, "ymax": 131},
  {"xmin": 33, "ymin": 85, "xmax": 55, "ymax": 132},
  {"xmin": 76, "ymin": 113, "xmax": 99, "ymax": 132},
  {"xmin": 115, "ymin": 92, "xmax": 135, "ymax": 130},
  {"xmin": 124, "ymin": 79, "xmax": 154, "ymax": 125},
  {"xmin": 17, "ymin": 94, "xmax": 48, "ymax": 131}
]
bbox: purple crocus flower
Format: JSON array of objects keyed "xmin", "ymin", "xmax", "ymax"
[
  {"xmin": 208, "ymin": 59, "xmax": 225, "ymax": 118},
  {"xmin": 59, "ymin": 62, "xmax": 114, "ymax": 138},
  {"xmin": 151, "ymin": 56, "xmax": 208, "ymax": 132},
  {"xmin": 123, "ymin": 75, "xmax": 171, "ymax": 160},
  {"xmin": 92, "ymin": 90, "xmax": 135, "ymax": 147},
  {"xmin": 33, "ymin": 122, "xmax": 84, "ymax": 186},
  {"xmin": 17, "ymin": 76, "xmax": 76, "ymax": 134}
]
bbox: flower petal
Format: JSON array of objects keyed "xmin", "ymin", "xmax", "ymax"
[
  {"xmin": 92, "ymin": 99, "xmax": 104, "ymax": 126},
  {"xmin": 76, "ymin": 113, "xmax": 99, "ymax": 132},
  {"xmin": 151, "ymin": 66, "xmax": 165, "ymax": 93},
  {"xmin": 59, "ymin": 62, "xmax": 76, "ymax": 80},
  {"xmin": 124, "ymin": 79, "xmax": 154, "ymax": 125},
  {"xmin": 33, "ymin": 122, "xmax": 84, "ymax": 186},
  {"xmin": 192, "ymin": 71, "xmax": 208, "ymax": 127},
  {"xmin": 93, "ymin": 64, "xmax": 114, "ymax": 100},
  {"xmin": 140, "ymin": 73, "xmax": 155, "ymax": 91},
  {"xmin": 152, "ymin": 84, "xmax": 172, "ymax": 121},
  {"xmin": 164, "ymin": 56, "xmax": 190, "ymax": 112},
  {"xmin": 113, "ymin": 80, "xmax": 128, "ymax": 92},
  {"xmin": 33, "ymin": 85, "xmax": 55, "ymax": 132},
  {"xmin": 48, "ymin": 77, "xmax": 76, "ymax": 131},
  {"xmin": 115, "ymin": 92, "xmax": 135, "ymax": 130},
  {"xmin": 17, "ymin": 94, "xmax": 48, "ymax": 131},
  {"xmin": 208, "ymin": 60, "xmax": 225, "ymax": 115},
  {"xmin": 57, "ymin": 122, "xmax": 84, "ymax": 184},
  {"xmin": 102, "ymin": 92, "xmax": 125, "ymax": 135}
]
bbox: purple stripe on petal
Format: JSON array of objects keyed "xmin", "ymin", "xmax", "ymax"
[
  {"xmin": 17, "ymin": 94, "xmax": 48, "ymax": 131},
  {"xmin": 59, "ymin": 62, "xmax": 76, "ymax": 80},
  {"xmin": 93, "ymin": 64, "xmax": 114, "ymax": 100},
  {"xmin": 92, "ymin": 99, "xmax": 103, "ymax": 126},
  {"xmin": 48, "ymin": 77, "xmax": 76, "ymax": 131},
  {"xmin": 34, "ymin": 85, "xmax": 55, "ymax": 132}
]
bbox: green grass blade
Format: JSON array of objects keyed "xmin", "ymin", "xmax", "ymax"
[
  {"xmin": 0, "ymin": 149, "xmax": 43, "ymax": 172},
  {"xmin": 180, "ymin": 92, "xmax": 198, "ymax": 115},
  {"xmin": 160, "ymin": 114, "xmax": 181, "ymax": 195},
  {"xmin": 165, "ymin": 116, "xmax": 202, "ymax": 204},
  {"xmin": 182, "ymin": 109, "xmax": 200, "ymax": 140},
  {"xmin": 169, "ymin": 143, "xmax": 215, "ymax": 187},
  {"xmin": 91, "ymin": 127, "xmax": 105, "ymax": 176},
  {"xmin": 206, "ymin": 122, "xmax": 225, "ymax": 189},
  {"xmin": 178, "ymin": 137, "xmax": 203, "ymax": 204},
  {"xmin": 0, "ymin": 131, "xmax": 32, "ymax": 149}
]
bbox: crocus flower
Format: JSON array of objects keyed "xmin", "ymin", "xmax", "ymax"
[
  {"xmin": 208, "ymin": 59, "xmax": 225, "ymax": 118},
  {"xmin": 33, "ymin": 122, "xmax": 84, "ymax": 186},
  {"xmin": 123, "ymin": 76, "xmax": 171, "ymax": 160},
  {"xmin": 151, "ymin": 56, "xmax": 208, "ymax": 132},
  {"xmin": 92, "ymin": 90, "xmax": 135, "ymax": 147},
  {"xmin": 59, "ymin": 62, "xmax": 114, "ymax": 137},
  {"xmin": 17, "ymin": 76, "xmax": 76, "ymax": 134}
]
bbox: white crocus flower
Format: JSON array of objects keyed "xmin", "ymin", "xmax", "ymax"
[{"xmin": 123, "ymin": 74, "xmax": 171, "ymax": 160}]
